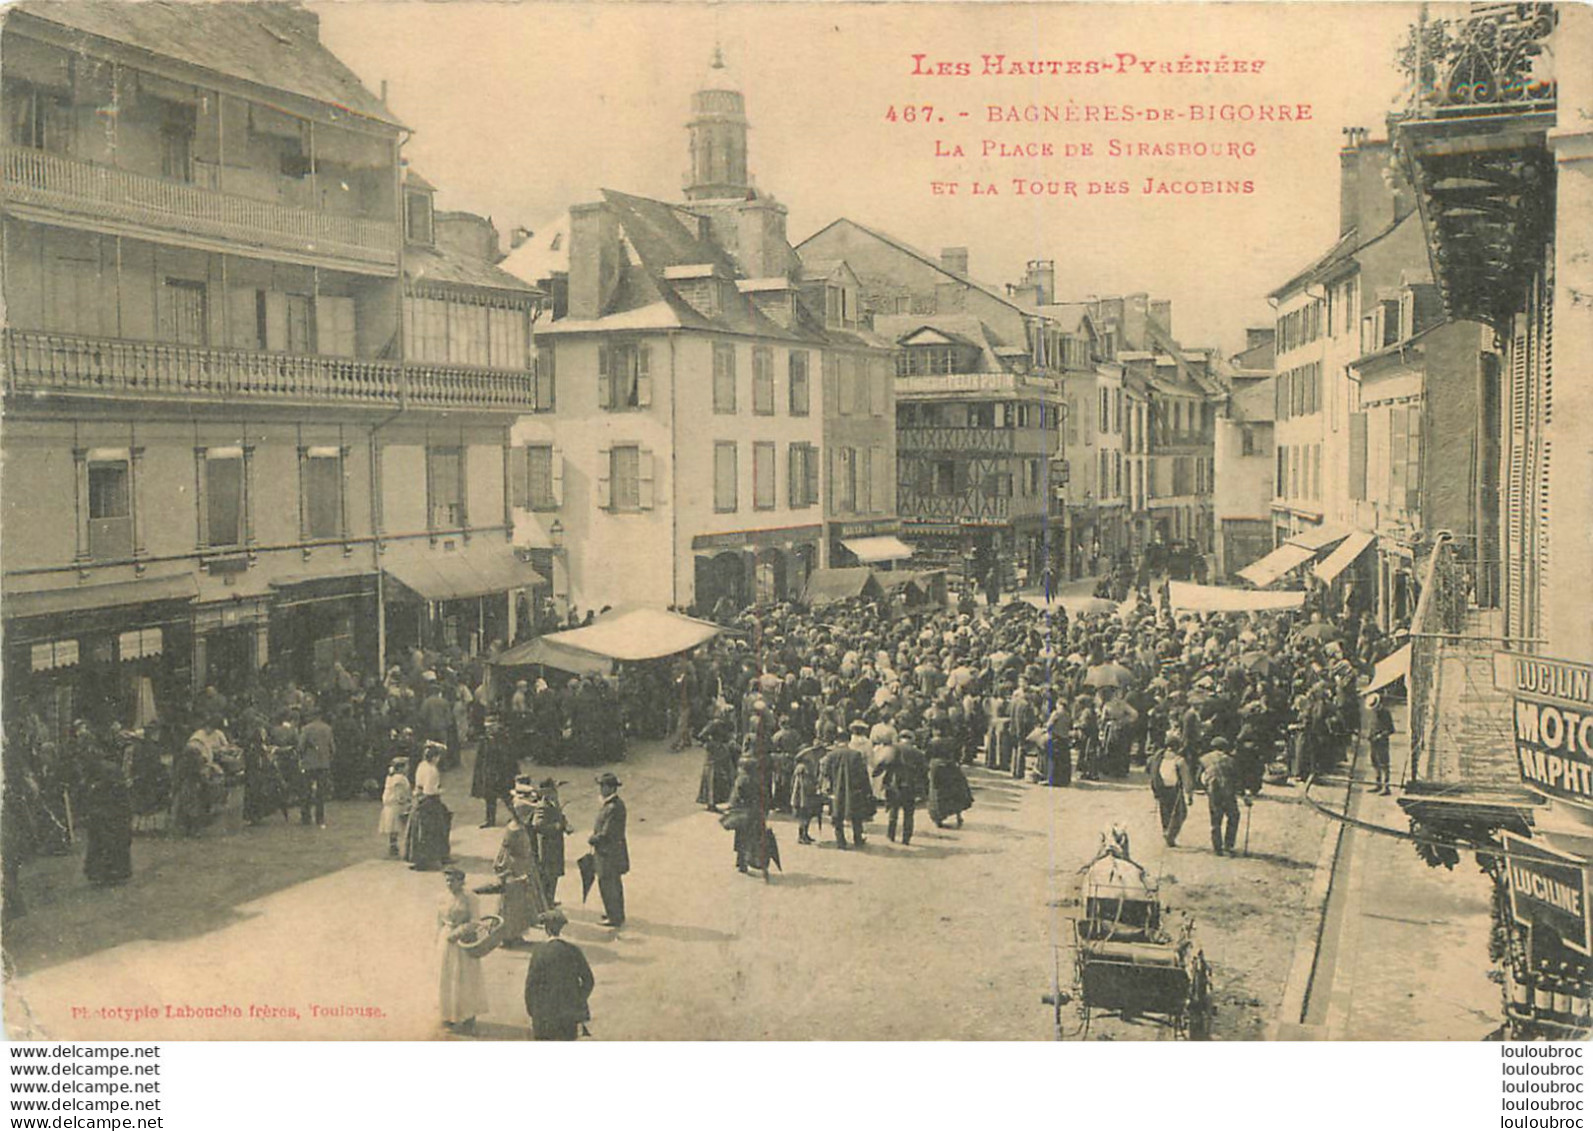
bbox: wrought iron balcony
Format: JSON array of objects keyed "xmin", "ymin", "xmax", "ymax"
[
  {"xmin": 1394, "ymin": 5, "xmax": 1559, "ymax": 329},
  {"xmin": 3, "ymin": 329, "xmax": 536, "ymax": 412},
  {"xmin": 1, "ymin": 147, "xmax": 400, "ymax": 271},
  {"xmin": 1402, "ymin": 4, "xmax": 1557, "ymax": 121}
]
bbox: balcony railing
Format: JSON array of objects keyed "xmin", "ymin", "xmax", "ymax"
[
  {"xmin": 1400, "ymin": 4, "xmax": 1557, "ymax": 121},
  {"xmin": 403, "ymin": 362, "xmax": 536, "ymax": 411},
  {"xmin": 1, "ymin": 147, "xmax": 399, "ymax": 270},
  {"xmin": 3, "ymin": 330, "xmax": 536, "ymax": 412}
]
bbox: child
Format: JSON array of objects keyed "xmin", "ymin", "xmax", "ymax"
[{"xmin": 379, "ymin": 757, "xmax": 412, "ymax": 857}]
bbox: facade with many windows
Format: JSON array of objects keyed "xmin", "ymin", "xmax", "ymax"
[
  {"xmin": 0, "ymin": 3, "xmax": 542, "ymax": 735},
  {"xmin": 506, "ymin": 56, "xmax": 892, "ymax": 611}
]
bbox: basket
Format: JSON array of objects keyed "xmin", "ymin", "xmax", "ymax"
[{"xmin": 457, "ymin": 914, "xmax": 505, "ymax": 958}]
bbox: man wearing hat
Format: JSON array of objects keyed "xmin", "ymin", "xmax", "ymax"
[
  {"xmin": 531, "ymin": 777, "xmax": 570, "ymax": 904},
  {"xmin": 1364, "ymin": 693, "xmax": 1395, "ymax": 795},
  {"xmin": 1198, "ymin": 737, "xmax": 1243, "ymax": 857},
  {"xmin": 588, "ymin": 772, "xmax": 628, "ymax": 927},
  {"xmin": 821, "ymin": 732, "xmax": 875, "ymax": 850},
  {"xmin": 523, "ymin": 909, "xmax": 594, "ymax": 1040}
]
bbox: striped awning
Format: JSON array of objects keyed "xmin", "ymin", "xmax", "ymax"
[
  {"xmin": 1313, "ymin": 529, "xmax": 1376, "ymax": 583},
  {"xmin": 1236, "ymin": 542, "xmax": 1314, "ymax": 588}
]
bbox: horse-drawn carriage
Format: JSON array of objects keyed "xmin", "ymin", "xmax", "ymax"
[{"xmin": 1046, "ymin": 830, "xmax": 1214, "ymax": 1040}]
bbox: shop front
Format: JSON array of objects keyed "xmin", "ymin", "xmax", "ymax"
[
  {"xmin": 2, "ymin": 574, "xmax": 198, "ymax": 738},
  {"xmin": 692, "ymin": 524, "xmax": 822, "ymax": 613},
  {"xmin": 382, "ymin": 544, "xmax": 547, "ymax": 659},
  {"xmin": 828, "ymin": 518, "xmax": 912, "ymax": 571},
  {"xmin": 267, "ymin": 571, "xmax": 380, "ymax": 690}
]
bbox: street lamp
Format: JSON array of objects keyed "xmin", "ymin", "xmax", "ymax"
[{"xmin": 549, "ymin": 518, "xmax": 565, "ymax": 549}]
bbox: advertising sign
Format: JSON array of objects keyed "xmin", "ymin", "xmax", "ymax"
[
  {"xmin": 1496, "ymin": 653, "xmax": 1593, "ymax": 806},
  {"xmin": 1501, "ymin": 832, "xmax": 1593, "ymax": 956}
]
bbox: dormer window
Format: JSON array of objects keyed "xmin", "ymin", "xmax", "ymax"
[{"xmin": 405, "ymin": 188, "xmax": 434, "ymax": 246}]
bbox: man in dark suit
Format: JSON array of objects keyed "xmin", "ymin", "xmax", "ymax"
[
  {"xmin": 522, "ymin": 910, "xmax": 594, "ymax": 1040},
  {"xmin": 589, "ymin": 772, "xmax": 629, "ymax": 927},
  {"xmin": 296, "ymin": 703, "xmax": 335, "ymax": 828}
]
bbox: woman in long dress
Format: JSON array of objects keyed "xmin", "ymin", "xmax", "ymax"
[
  {"xmin": 82, "ymin": 755, "xmax": 133, "ymax": 885},
  {"xmin": 695, "ymin": 715, "xmax": 735, "ymax": 812},
  {"xmin": 405, "ymin": 743, "xmax": 452, "ymax": 871},
  {"xmin": 436, "ymin": 867, "xmax": 487, "ymax": 1033},
  {"xmin": 170, "ymin": 741, "xmax": 210, "ymax": 838}
]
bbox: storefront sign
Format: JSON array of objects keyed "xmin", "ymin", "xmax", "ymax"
[
  {"xmin": 1502, "ymin": 832, "xmax": 1593, "ymax": 956},
  {"xmin": 1497, "ymin": 653, "xmax": 1593, "ymax": 805},
  {"xmin": 691, "ymin": 524, "xmax": 821, "ymax": 552},
  {"xmin": 831, "ymin": 520, "xmax": 900, "ymax": 538}
]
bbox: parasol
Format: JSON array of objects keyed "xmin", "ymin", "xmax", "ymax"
[
  {"xmin": 1240, "ymin": 651, "xmax": 1277, "ymax": 676},
  {"xmin": 1057, "ymin": 596, "xmax": 1118, "ymax": 616},
  {"xmin": 1083, "ymin": 661, "xmax": 1135, "ymax": 689},
  {"xmin": 1294, "ymin": 622, "xmax": 1341, "ymax": 642}
]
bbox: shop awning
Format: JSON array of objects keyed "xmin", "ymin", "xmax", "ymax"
[
  {"xmin": 531, "ymin": 607, "xmax": 721, "ymax": 663},
  {"xmin": 803, "ymin": 567, "xmax": 883, "ymax": 606},
  {"xmin": 1313, "ymin": 529, "xmax": 1375, "ymax": 583},
  {"xmin": 1169, "ymin": 581, "xmax": 1306, "ymax": 614},
  {"xmin": 1285, "ymin": 523, "xmax": 1350, "ymax": 552},
  {"xmin": 384, "ymin": 548, "xmax": 545, "ymax": 602},
  {"xmin": 1365, "ymin": 643, "xmax": 1412, "ymax": 694},
  {"xmin": 4, "ymin": 574, "xmax": 199, "ymax": 620},
  {"xmin": 493, "ymin": 635, "xmax": 613, "ymax": 677},
  {"xmin": 1235, "ymin": 542, "xmax": 1315, "ymax": 588},
  {"xmin": 841, "ymin": 535, "xmax": 914, "ymax": 564}
]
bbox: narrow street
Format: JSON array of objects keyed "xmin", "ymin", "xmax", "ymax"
[{"xmin": 4, "ymin": 737, "xmax": 1327, "ymax": 1041}]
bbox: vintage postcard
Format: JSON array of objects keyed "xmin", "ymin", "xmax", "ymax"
[{"xmin": 2, "ymin": 0, "xmax": 1589, "ymax": 1043}]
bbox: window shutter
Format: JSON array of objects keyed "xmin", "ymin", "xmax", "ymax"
[
  {"xmin": 1348, "ymin": 413, "xmax": 1367, "ymax": 501},
  {"xmin": 550, "ymin": 446, "xmax": 564, "ymax": 507},
  {"xmin": 789, "ymin": 445, "xmax": 801, "ymax": 508},
  {"xmin": 263, "ymin": 291, "xmax": 288, "ymax": 351},
  {"xmin": 828, "ymin": 446, "xmax": 841, "ymax": 510},
  {"xmin": 509, "ymin": 446, "xmax": 529, "ymax": 509},
  {"xmin": 805, "ymin": 446, "xmax": 819, "ymax": 507},
  {"xmin": 639, "ymin": 447, "xmax": 655, "ymax": 509},
  {"xmin": 315, "ymin": 295, "xmax": 356, "ymax": 358},
  {"xmin": 635, "ymin": 345, "xmax": 652, "ymax": 407},
  {"xmin": 596, "ymin": 444, "xmax": 612, "ymax": 509},
  {"xmin": 1406, "ymin": 405, "xmax": 1422, "ymax": 514},
  {"xmin": 597, "ymin": 345, "xmax": 612, "ymax": 409}
]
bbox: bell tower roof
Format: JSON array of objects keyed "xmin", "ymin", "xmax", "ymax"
[{"xmin": 684, "ymin": 45, "xmax": 751, "ymax": 202}]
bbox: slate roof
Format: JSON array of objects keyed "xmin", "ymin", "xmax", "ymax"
[
  {"xmin": 405, "ymin": 243, "xmax": 542, "ymax": 299},
  {"xmin": 874, "ymin": 312, "xmax": 1017, "ymax": 373},
  {"xmin": 12, "ymin": 2, "xmax": 403, "ymax": 128}
]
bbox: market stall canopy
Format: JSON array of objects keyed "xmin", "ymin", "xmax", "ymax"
[
  {"xmin": 1235, "ymin": 542, "xmax": 1314, "ymax": 588},
  {"xmin": 1364, "ymin": 643, "xmax": 1412, "ymax": 694},
  {"xmin": 803, "ymin": 567, "xmax": 884, "ymax": 606},
  {"xmin": 532, "ymin": 607, "xmax": 721, "ymax": 663},
  {"xmin": 841, "ymin": 535, "xmax": 914, "ymax": 564},
  {"xmin": 493, "ymin": 635, "xmax": 612, "ymax": 677},
  {"xmin": 1169, "ymin": 581, "xmax": 1306, "ymax": 613},
  {"xmin": 1285, "ymin": 523, "xmax": 1351, "ymax": 553},
  {"xmin": 384, "ymin": 547, "xmax": 546, "ymax": 602},
  {"xmin": 1313, "ymin": 529, "xmax": 1376, "ymax": 584},
  {"xmin": 1056, "ymin": 595, "xmax": 1118, "ymax": 615}
]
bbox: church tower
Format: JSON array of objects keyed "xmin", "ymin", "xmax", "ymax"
[{"xmin": 684, "ymin": 46, "xmax": 750, "ymax": 201}]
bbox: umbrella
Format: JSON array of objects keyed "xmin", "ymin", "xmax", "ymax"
[
  {"xmin": 1058, "ymin": 596, "xmax": 1118, "ymax": 616},
  {"xmin": 1295, "ymin": 622, "xmax": 1341, "ymax": 642},
  {"xmin": 1240, "ymin": 651, "xmax": 1277, "ymax": 676},
  {"xmin": 1083, "ymin": 662, "xmax": 1134, "ymax": 690},
  {"xmin": 577, "ymin": 852, "xmax": 597, "ymax": 902}
]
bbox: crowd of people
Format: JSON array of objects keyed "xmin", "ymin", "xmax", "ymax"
[{"xmin": 663, "ymin": 553, "xmax": 1400, "ymax": 866}]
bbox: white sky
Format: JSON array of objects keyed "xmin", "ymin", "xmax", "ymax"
[{"xmin": 312, "ymin": 1, "xmax": 1434, "ymax": 355}]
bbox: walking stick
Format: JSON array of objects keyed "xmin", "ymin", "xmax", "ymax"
[{"xmin": 1242, "ymin": 799, "xmax": 1253, "ymax": 857}]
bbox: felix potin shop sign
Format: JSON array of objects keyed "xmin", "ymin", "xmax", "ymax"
[
  {"xmin": 1495, "ymin": 653, "xmax": 1593, "ymax": 806},
  {"xmin": 1501, "ymin": 832, "xmax": 1593, "ymax": 956}
]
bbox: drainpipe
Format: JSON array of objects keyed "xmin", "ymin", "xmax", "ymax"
[{"xmin": 669, "ymin": 332, "xmax": 680, "ymax": 606}]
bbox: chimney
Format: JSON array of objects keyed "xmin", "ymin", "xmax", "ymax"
[
  {"xmin": 1150, "ymin": 299, "xmax": 1172, "ymax": 338},
  {"xmin": 1338, "ymin": 126, "xmax": 1372, "ymax": 237},
  {"xmin": 940, "ymin": 247, "xmax": 969, "ymax": 277},
  {"xmin": 510, "ymin": 226, "xmax": 533, "ymax": 250},
  {"xmin": 567, "ymin": 202, "xmax": 620, "ymax": 321},
  {"xmin": 1024, "ymin": 259, "xmax": 1055, "ymax": 305}
]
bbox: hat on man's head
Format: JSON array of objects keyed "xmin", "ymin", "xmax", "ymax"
[
  {"xmin": 849, "ymin": 720, "xmax": 869, "ymax": 734},
  {"xmin": 442, "ymin": 866, "xmax": 466, "ymax": 881},
  {"xmin": 538, "ymin": 777, "xmax": 561, "ymax": 790},
  {"xmin": 1209, "ymin": 737, "xmax": 1231, "ymax": 751},
  {"xmin": 595, "ymin": 771, "xmax": 622, "ymax": 788}
]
